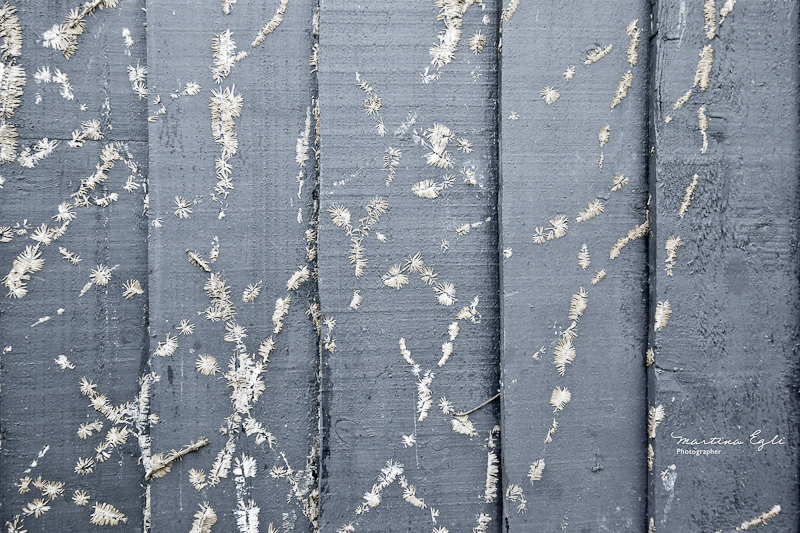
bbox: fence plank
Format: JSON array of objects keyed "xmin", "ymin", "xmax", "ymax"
[
  {"xmin": 648, "ymin": 0, "xmax": 800, "ymax": 531},
  {"xmin": 498, "ymin": 1, "xmax": 650, "ymax": 529},
  {"xmin": 0, "ymin": 1, "xmax": 148, "ymax": 531},
  {"xmin": 145, "ymin": 1, "xmax": 320, "ymax": 531},
  {"xmin": 317, "ymin": 1, "xmax": 502, "ymax": 530}
]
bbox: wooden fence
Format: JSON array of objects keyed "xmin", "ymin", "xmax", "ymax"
[{"xmin": 1, "ymin": 0, "xmax": 797, "ymax": 531}]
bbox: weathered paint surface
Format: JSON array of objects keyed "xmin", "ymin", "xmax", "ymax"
[
  {"xmin": 0, "ymin": 1, "xmax": 797, "ymax": 532},
  {"xmin": 146, "ymin": 0, "xmax": 320, "ymax": 531},
  {"xmin": 498, "ymin": 1, "xmax": 650, "ymax": 530},
  {"xmin": 648, "ymin": 0, "xmax": 800, "ymax": 531},
  {"xmin": 317, "ymin": 1, "xmax": 502, "ymax": 531},
  {"xmin": 1, "ymin": 1, "xmax": 148, "ymax": 531}
]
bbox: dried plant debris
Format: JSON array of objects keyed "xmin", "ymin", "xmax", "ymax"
[
  {"xmin": 0, "ymin": 58, "xmax": 25, "ymax": 162},
  {"xmin": 411, "ymin": 175, "xmax": 454, "ymax": 198},
  {"xmin": 190, "ymin": 502, "xmax": 217, "ymax": 533},
  {"xmin": 703, "ymin": 0, "xmax": 717, "ymax": 39},
  {"xmin": 469, "ymin": 31, "xmax": 486, "ymax": 54},
  {"xmin": 626, "ymin": 19, "xmax": 640, "ymax": 66},
  {"xmin": 553, "ymin": 335, "xmax": 576, "ymax": 376},
  {"xmin": 474, "ymin": 514, "xmax": 492, "ymax": 533},
  {"xmin": 211, "ymin": 30, "xmax": 247, "ymax": 83},
  {"xmin": 4, "ymin": 244, "xmax": 44, "ymax": 298},
  {"xmin": 598, "ymin": 125, "xmax": 610, "ymax": 148},
  {"xmin": 242, "ymin": 282, "xmax": 262, "ymax": 302},
  {"xmin": 484, "ymin": 452, "xmax": 499, "ymax": 502},
  {"xmin": 585, "ymin": 271, "xmax": 605, "ymax": 289},
  {"xmin": 352, "ymin": 460, "xmax": 404, "ymax": 516},
  {"xmin": 550, "ymin": 386, "xmax": 571, "ymax": 412},
  {"xmin": 738, "ymin": 505, "xmax": 781, "ymax": 530},
  {"xmin": 209, "ymin": 86, "xmax": 243, "ymax": 197},
  {"xmin": 355, "ymin": 72, "xmax": 387, "ymax": 136},
  {"xmin": 69, "ymin": 119, "xmax": 103, "ymax": 148},
  {"xmin": 646, "ymin": 347, "xmax": 654, "ymax": 367},
  {"xmin": 18, "ymin": 138, "xmax": 57, "ymax": 168},
  {"xmin": 0, "ymin": 2, "xmax": 21, "ymax": 61},
  {"xmin": 451, "ymin": 414, "xmax": 477, "ymax": 436},
  {"xmin": 647, "ymin": 443, "xmax": 654, "ymax": 471},
  {"xmin": 648, "ymin": 404, "xmax": 665, "ymax": 438},
  {"xmin": 585, "ymin": 44, "xmax": 613, "ymax": 65},
  {"xmin": 505, "ymin": 484, "xmax": 528, "ymax": 514},
  {"xmin": 43, "ymin": 0, "xmax": 120, "ymax": 59},
  {"xmin": 329, "ymin": 197, "xmax": 389, "ymax": 278},
  {"xmin": 610, "ymin": 211, "xmax": 649, "ymax": 259},
  {"xmin": 654, "ymin": 300, "xmax": 672, "ymax": 331},
  {"xmin": 528, "ymin": 458, "xmax": 545, "ymax": 482},
  {"xmin": 349, "ymin": 290, "xmax": 362, "ymax": 310},
  {"xmin": 196, "ymin": 354, "xmax": 220, "ymax": 376},
  {"xmin": 287, "ymin": 265, "xmax": 310, "ymax": 291},
  {"xmin": 55, "ymin": 354, "xmax": 75, "ymax": 370},
  {"xmin": 697, "ymin": 105, "xmax": 709, "ymax": 154},
  {"xmin": 425, "ymin": 123, "xmax": 454, "ymax": 169},
  {"xmin": 252, "ymin": 0, "xmax": 289, "ymax": 47},
  {"xmin": 383, "ymin": 147, "xmax": 401, "ymax": 185},
  {"xmin": 146, "ymin": 437, "xmax": 211, "ymax": 480},
  {"xmin": 544, "ymin": 418, "xmax": 557, "ymax": 442},
  {"xmin": 673, "ymin": 89, "xmax": 692, "ymax": 110},
  {"xmin": 222, "ymin": 0, "xmax": 236, "ymax": 15},
  {"xmin": 611, "ymin": 71, "xmax": 633, "ymax": 109},
  {"xmin": 72, "ymin": 490, "xmax": 90, "ymax": 506},
  {"xmin": 679, "ymin": 174, "xmax": 699, "ymax": 217},
  {"xmin": 382, "ymin": 264, "xmax": 409, "ymax": 290},
  {"xmin": 694, "ymin": 45, "xmax": 714, "ymax": 91},
  {"xmin": 576, "ymin": 199, "xmax": 604, "ymax": 223},
  {"xmin": 540, "ymin": 86, "xmax": 559, "ymax": 105},
  {"xmin": 90, "ymin": 501, "xmax": 127, "ymax": 526},
  {"xmin": 533, "ymin": 215, "xmax": 568, "ymax": 244},
  {"xmin": 577, "ymin": 244, "xmax": 591, "ymax": 270},
  {"xmin": 611, "ymin": 173, "xmax": 628, "ymax": 192},
  {"xmin": 664, "ymin": 236, "xmax": 682, "ymax": 276},
  {"xmin": 429, "ymin": 0, "xmax": 478, "ymax": 69},
  {"xmin": 126, "ymin": 62, "xmax": 147, "ymax": 99},
  {"xmin": 719, "ymin": 0, "xmax": 736, "ymax": 25}
]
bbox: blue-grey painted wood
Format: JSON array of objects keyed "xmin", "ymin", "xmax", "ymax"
[
  {"xmin": 648, "ymin": 0, "xmax": 800, "ymax": 530},
  {"xmin": 1, "ymin": 1, "xmax": 148, "ymax": 530},
  {"xmin": 146, "ymin": 1, "xmax": 320, "ymax": 530},
  {"xmin": 498, "ymin": 1, "xmax": 650, "ymax": 530},
  {"xmin": 317, "ymin": 1, "xmax": 502, "ymax": 531}
]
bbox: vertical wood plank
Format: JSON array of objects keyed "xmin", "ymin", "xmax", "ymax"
[
  {"xmin": 648, "ymin": 0, "xmax": 800, "ymax": 530},
  {"xmin": 498, "ymin": 1, "xmax": 650, "ymax": 529},
  {"xmin": 317, "ymin": 1, "xmax": 502, "ymax": 530},
  {"xmin": 146, "ymin": 1, "xmax": 320, "ymax": 531},
  {"xmin": 1, "ymin": 1, "xmax": 148, "ymax": 530}
]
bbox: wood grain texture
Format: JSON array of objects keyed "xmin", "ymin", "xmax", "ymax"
[
  {"xmin": 1, "ymin": 1, "xmax": 148, "ymax": 530},
  {"xmin": 498, "ymin": 1, "xmax": 650, "ymax": 530},
  {"xmin": 648, "ymin": 0, "xmax": 800, "ymax": 531},
  {"xmin": 317, "ymin": 1, "xmax": 502, "ymax": 531},
  {"xmin": 146, "ymin": 1, "xmax": 319, "ymax": 531}
]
